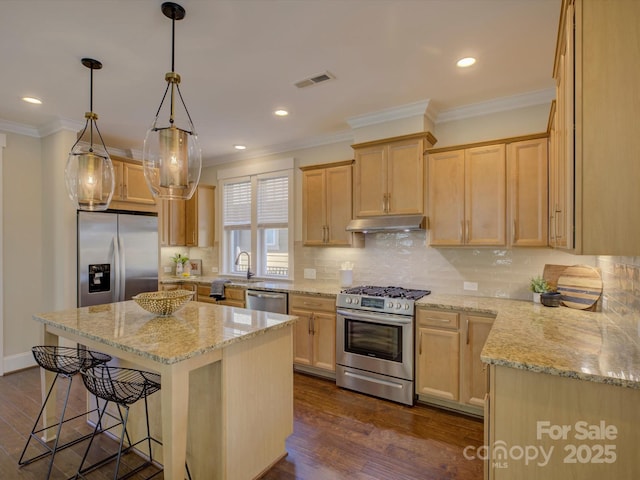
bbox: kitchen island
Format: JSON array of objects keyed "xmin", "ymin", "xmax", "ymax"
[
  {"xmin": 417, "ymin": 294, "xmax": 640, "ymax": 479},
  {"xmin": 33, "ymin": 300, "xmax": 298, "ymax": 480}
]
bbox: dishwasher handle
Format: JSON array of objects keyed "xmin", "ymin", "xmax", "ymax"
[{"xmin": 247, "ymin": 291, "xmax": 286, "ymax": 300}]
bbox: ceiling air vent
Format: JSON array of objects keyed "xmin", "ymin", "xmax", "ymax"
[{"xmin": 295, "ymin": 71, "xmax": 335, "ymax": 88}]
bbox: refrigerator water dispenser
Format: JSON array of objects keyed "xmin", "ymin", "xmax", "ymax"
[{"xmin": 88, "ymin": 264, "xmax": 111, "ymax": 293}]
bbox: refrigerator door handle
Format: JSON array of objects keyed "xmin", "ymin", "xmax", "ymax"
[
  {"xmin": 112, "ymin": 235, "xmax": 121, "ymax": 303},
  {"xmin": 118, "ymin": 235, "xmax": 126, "ymax": 301}
]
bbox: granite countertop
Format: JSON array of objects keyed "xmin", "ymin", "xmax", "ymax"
[
  {"xmin": 160, "ymin": 275, "xmax": 341, "ymax": 298},
  {"xmin": 33, "ymin": 301, "xmax": 297, "ymax": 365},
  {"xmin": 417, "ymin": 294, "xmax": 640, "ymax": 389}
]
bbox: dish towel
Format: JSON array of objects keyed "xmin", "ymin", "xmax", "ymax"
[{"xmin": 210, "ymin": 279, "xmax": 230, "ymax": 300}]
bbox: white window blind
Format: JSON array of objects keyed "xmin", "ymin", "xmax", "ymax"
[
  {"xmin": 223, "ymin": 180, "xmax": 251, "ymax": 227},
  {"xmin": 257, "ymin": 175, "xmax": 288, "ymax": 227}
]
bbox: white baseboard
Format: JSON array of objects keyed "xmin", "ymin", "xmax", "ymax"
[{"xmin": 3, "ymin": 351, "xmax": 37, "ymax": 374}]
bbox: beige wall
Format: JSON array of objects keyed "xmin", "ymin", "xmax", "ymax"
[
  {"xmin": 434, "ymin": 103, "xmax": 551, "ymax": 148},
  {"xmin": 3, "ymin": 132, "xmax": 44, "ymax": 362},
  {"xmin": 2, "ymin": 129, "xmax": 78, "ymax": 372}
]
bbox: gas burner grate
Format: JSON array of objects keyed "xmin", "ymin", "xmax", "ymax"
[{"xmin": 341, "ymin": 285, "xmax": 431, "ymax": 301}]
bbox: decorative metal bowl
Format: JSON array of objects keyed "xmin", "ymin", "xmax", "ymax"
[{"xmin": 132, "ymin": 290, "xmax": 194, "ymax": 316}]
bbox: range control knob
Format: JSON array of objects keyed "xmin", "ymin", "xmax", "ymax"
[
  {"xmin": 387, "ymin": 302, "xmax": 394, "ymax": 309},
  {"xmin": 353, "ymin": 298, "xmax": 359, "ymax": 305},
  {"xmin": 395, "ymin": 303, "xmax": 402, "ymax": 309},
  {"xmin": 404, "ymin": 304, "xmax": 411, "ymax": 310},
  {"xmin": 346, "ymin": 297, "xmax": 352, "ymax": 304}
]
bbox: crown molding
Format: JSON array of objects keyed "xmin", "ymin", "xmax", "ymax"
[
  {"xmin": 436, "ymin": 88, "xmax": 555, "ymax": 124},
  {"xmin": 0, "ymin": 119, "xmax": 40, "ymax": 138},
  {"xmin": 38, "ymin": 117, "xmax": 85, "ymax": 137},
  {"xmin": 346, "ymin": 99, "xmax": 433, "ymax": 129}
]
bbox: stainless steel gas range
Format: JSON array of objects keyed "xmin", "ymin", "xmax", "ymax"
[{"xmin": 335, "ymin": 285, "xmax": 430, "ymax": 406}]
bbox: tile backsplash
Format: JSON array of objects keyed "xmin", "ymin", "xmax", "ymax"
[
  {"xmin": 294, "ymin": 231, "xmax": 594, "ymax": 301},
  {"xmin": 596, "ymin": 256, "xmax": 640, "ymax": 318},
  {"xmin": 172, "ymin": 233, "xmax": 640, "ymax": 317}
]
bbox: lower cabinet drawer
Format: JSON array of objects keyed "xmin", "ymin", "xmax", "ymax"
[{"xmin": 416, "ymin": 309, "xmax": 459, "ymax": 330}]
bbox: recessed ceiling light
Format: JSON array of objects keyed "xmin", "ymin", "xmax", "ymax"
[
  {"xmin": 274, "ymin": 109, "xmax": 289, "ymax": 117},
  {"xmin": 234, "ymin": 144, "xmax": 247, "ymax": 150},
  {"xmin": 22, "ymin": 96, "xmax": 42, "ymax": 105},
  {"xmin": 456, "ymin": 57, "xmax": 476, "ymax": 68}
]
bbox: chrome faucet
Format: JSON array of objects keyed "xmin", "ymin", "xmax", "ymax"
[{"xmin": 234, "ymin": 251, "xmax": 255, "ymax": 280}]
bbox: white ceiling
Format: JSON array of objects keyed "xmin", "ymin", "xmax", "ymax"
[{"xmin": 0, "ymin": 0, "xmax": 560, "ymax": 165}]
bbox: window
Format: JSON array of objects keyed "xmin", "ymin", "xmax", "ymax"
[{"xmin": 222, "ymin": 170, "xmax": 292, "ymax": 279}]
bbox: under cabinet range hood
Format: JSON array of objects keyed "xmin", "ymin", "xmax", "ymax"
[{"xmin": 345, "ymin": 215, "xmax": 426, "ymax": 233}]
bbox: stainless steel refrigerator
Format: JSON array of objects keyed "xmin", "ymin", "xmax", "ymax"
[{"xmin": 78, "ymin": 211, "xmax": 159, "ymax": 307}]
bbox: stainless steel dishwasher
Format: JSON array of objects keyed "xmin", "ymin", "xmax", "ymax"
[{"xmin": 246, "ymin": 289, "xmax": 288, "ymax": 314}]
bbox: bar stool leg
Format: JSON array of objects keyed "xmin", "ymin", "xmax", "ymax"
[{"xmin": 18, "ymin": 372, "xmax": 73, "ymax": 480}]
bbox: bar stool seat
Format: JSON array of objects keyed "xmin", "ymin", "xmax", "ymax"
[
  {"xmin": 75, "ymin": 365, "xmax": 190, "ymax": 480},
  {"xmin": 18, "ymin": 345, "xmax": 112, "ymax": 480}
]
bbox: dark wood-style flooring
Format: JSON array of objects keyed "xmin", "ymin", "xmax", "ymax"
[{"xmin": 0, "ymin": 368, "xmax": 483, "ymax": 479}]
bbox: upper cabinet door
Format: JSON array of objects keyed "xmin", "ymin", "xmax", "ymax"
[
  {"xmin": 122, "ymin": 163, "xmax": 155, "ymax": 205},
  {"xmin": 325, "ymin": 164, "xmax": 353, "ymax": 246},
  {"xmin": 465, "ymin": 144, "xmax": 506, "ymax": 246},
  {"xmin": 428, "ymin": 150, "xmax": 465, "ymax": 246},
  {"xmin": 353, "ymin": 145, "xmax": 387, "ymax": 217},
  {"xmin": 302, "ymin": 168, "xmax": 328, "ymax": 246},
  {"xmin": 507, "ymin": 138, "xmax": 548, "ymax": 247},
  {"xmin": 387, "ymin": 138, "xmax": 425, "ymax": 215}
]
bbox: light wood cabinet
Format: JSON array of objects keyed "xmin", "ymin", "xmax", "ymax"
[
  {"xmin": 552, "ymin": 0, "xmax": 640, "ymax": 255},
  {"xmin": 428, "ymin": 144, "xmax": 506, "ymax": 246},
  {"xmin": 301, "ymin": 161, "xmax": 354, "ymax": 246},
  {"xmin": 159, "ymin": 185, "xmax": 215, "ymax": 247},
  {"xmin": 289, "ymin": 294, "xmax": 336, "ymax": 375},
  {"xmin": 196, "ymin": 284, "xmax": 217, "ymax": 304},
  {"xmin": 488, "ymin": 364, "xmax": 640, "ymax": 479},
  {"xmin": 352, "ymin": 132, "xmax": 436, "ymax": 217},
  {"xmin": 160, "ymin": 282, "xmax": 197, "ymax": 295},
  {"xmin": 416, "ymin": 309, "xmax": 460, "ymax": 401},
  {"xmin": 416, "ymin": 307, "xmax": 494, "ymax": 416},
  {"xmin": 460, "ymin": 314, "xmax": 493, "ymax": 407},
  {"xmin": 109, "ymin": 156, "xmax": 157, "ymax": 212},
  {"xmin": 507, "ymin": 137, "xmax": 548, "ymax": 247},
  {"xmin": 216, "ymin": 286, "xmax": 245, "ymax": 308}
]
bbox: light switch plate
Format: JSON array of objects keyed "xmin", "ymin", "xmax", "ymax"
[
  {"xmin": 211, "ymin": 267, "xmax": 219, "ymax": 273},
  {"xmin": 304, "ymin": 268, "xmax": 316, "ymax": 280},
  {"xmin": 163, "ymin": 266, "xmax": 172, "ymax": 273},
  {"xmin": 463, "ymin": 281, "xmax": 478, "ymax": 291}
]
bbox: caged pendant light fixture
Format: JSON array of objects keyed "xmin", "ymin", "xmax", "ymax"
[
  {"xmin": 64, "ymin": 58, "xmax": 115, "ymax": 211},
  {"xmin": 143, "ymin": 2, "xmax": 202, "ymax": 200}
]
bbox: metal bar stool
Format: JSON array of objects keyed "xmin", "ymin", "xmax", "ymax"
[
  {"xmin": 18, "ymin": 345, "xmax": 112, "ymax": 480},
  {"xmin": 75, "ymin": 365, "xmax": 191, "ymax": 480}
]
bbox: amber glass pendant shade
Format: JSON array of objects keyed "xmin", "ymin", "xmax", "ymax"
[
  {"xmin": 142, "ymin": 2, "xmax": 201, "ymax": 201},
  {"xmin": 64, "ymin": 58, "xmax": 115, "ymax": 211}
]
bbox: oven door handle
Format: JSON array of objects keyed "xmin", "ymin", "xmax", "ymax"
[{"xmin": 336, "ymin": 309, "xmax": 413, "ymax": 325}]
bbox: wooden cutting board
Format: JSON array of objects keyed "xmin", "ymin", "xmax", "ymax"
[
  {"xmin": 557, "ymin": 265, "xmax": 603, "ymax": 310},
  {"xmin": 542, "ymin": 264, "xmax": 570, "ymax": 290}
]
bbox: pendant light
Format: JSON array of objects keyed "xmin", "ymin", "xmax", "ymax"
[
  {"xmin": 64, "ymin": 58, "xmax": 115, "ymax": 211},
  {"xmin": 143, "ymin": 2, "xmax": 201, "ymax": 200}
]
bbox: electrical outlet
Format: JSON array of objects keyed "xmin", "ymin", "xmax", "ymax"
[
  {"xmin": 463, "ymin": 281, "xmax": 478, "ymax": 291},
  {"xmin": 304, "ymin": 268, "xmax": 317, "ymax": 280},
  {"xmin": 163, "ymin": 266, "xmax": 172, "ymax": 273},
  {"xmin": 211, "ymin": 267, "xmax": 219, "ymax": 273}
]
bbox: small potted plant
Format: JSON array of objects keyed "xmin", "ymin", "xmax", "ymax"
[
  {"xmin": 171, "ymin": 253, "xmax": 189, "ymax": 275},
  {"xmin": 529, "ymin": 276, "xmax": 550, "ymax": 304}
]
